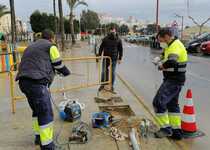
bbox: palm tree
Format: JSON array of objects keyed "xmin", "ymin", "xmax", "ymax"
[
  {"xmin": 53, "ymin": 0, "xmax": 58, "ymax": 43},
  {"xmin": 66, "ymin": 0, "xmax": 87, "ymax": 45},
  {"xmin": 9, "ymin": 0, "xmax": 16, "ymax": 44},
  {"xmin": 0, "ymin": 4, "xmax": 10, "ymax": 19},
  {"xmin": 9, "ymin": 0, "xmax": 17, "ymax": 70},
  {"xmin": 58, "ymin": 0, "xmax": 65, "ymax": 51}
]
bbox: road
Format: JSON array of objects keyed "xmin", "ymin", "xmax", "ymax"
[{"xmin": 118, "ymin": 41, "xmax": 210, "ymax": 150}]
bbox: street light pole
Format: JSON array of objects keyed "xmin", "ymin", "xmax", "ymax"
[
  {"xmin": 156, "ymin": 0, "xmax": 159, "ymax": 32},
  {"xmin": 187, "ymin": 0, "xmax": 190, "ymax": 16},
  {"xmin": 181, "ymin": 16, "xmax": 184, "ymax": 40},
  {"xmin": 175, "ymin": 13, "xmax": 184, "ymax": 40}
]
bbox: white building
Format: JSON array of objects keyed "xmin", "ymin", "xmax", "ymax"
[
  {"xmin": 0, "ymin": 14, "xmax": 27, "ymax": 34},
  {"xmin": 99, "ymin": 13, "xmax": 114, "ymax": 24},
  {"xmin": 0, "ymin": 14, "xmax": 11, "ymax": 34}
]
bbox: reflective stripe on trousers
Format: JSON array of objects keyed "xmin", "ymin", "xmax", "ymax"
[
  {"xmin": 32, "ymin": 117, "xmax": 40, "ymax": 135},
  {"xmin": 40, "ymin": 121, "xmax": 54, "ymax": 146},
  {"xmin": 156, "ymin": 113, "xmax": 170, "ymax": 128},
  {"xmin": 168, "ymin": 113, "xmax": 181, "ymax": 129}
]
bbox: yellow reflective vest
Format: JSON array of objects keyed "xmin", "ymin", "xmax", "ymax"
[{"xmin": 162, "ymin": 39, "xmax": 188, "ymax": 84}]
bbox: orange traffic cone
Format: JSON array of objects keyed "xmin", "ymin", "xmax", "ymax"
[
  {"xmin": 181, "ymin": 89, "xmax": 204, "ymax": 138},
  {"xmin": 181, "ymin": 89, "xmax": 197, "ymax": 132}
]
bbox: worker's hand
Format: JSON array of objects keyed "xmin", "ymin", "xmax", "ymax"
[
  {"xmin": 158, "ymin": 65, "xmax": 164, "ymax": 71},
  {"xmin": 152, "ymin": 57, "xmax": 161, "ymax": 65},
  {"xmin": 118, "ymin": 60, "xmax": 122, "ymax": 64}
]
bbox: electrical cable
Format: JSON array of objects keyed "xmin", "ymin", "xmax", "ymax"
[
  {"xmin": 50, "ymin": 75, "xmax": 92, "ymax": 150},
  {"xmin": 50, "ymin": 93, "xmax": 72, "ymax": 150}
]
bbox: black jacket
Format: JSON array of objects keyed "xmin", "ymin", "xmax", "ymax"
[
  {"xmin": 99, "ymin": 33, "xmax": 123, "ymax": 60},
  {"xmin": 16, "ymin": 39, "xmax": 70, "ymax": 85}
]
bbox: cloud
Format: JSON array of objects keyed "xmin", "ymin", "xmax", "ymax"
[{"xmin": 1, "ymin": 0, "xmax": 210, "ymax": 25}]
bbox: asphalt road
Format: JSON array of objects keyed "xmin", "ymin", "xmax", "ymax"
[{"xmin": 118, "ymin": 41, "xmax": 210, "ymax": 150}]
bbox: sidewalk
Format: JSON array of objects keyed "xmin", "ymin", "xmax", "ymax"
[{"xmin": 0, "ymin": 42, "xmax": 180, "ymax": 150}]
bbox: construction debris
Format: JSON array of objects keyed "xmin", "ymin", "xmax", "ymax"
[{"xmin": 110, "ymin": 127, "xmax": 127, "ymax": 141}]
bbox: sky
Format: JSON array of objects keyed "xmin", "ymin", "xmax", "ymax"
[{"xmin": 1, "ymin": 0, "xmax": 210, "ymax": 26}]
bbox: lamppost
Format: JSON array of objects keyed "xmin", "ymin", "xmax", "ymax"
[{"xmin": 175, "ymin": 13, "xmax": 184, "ymax": 40}]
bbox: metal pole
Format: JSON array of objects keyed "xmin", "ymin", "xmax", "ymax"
[
  {"xmin": 181, "ymin": 16, "xmax": 184, "ymax": 40},
  {"xmin": 187, "ymin": 0, "xmax": 190, "ymax": 16},
  {"xmin": 129, "ymin": 128, "xmax": 140, "ymax": 150},
  {"xmin": 156, "ymin": 0, "xmax": 159, "ymax": 32},
  {"xmin": 175, "ymin": 14, "xmax": 184, "ymax": 40}
]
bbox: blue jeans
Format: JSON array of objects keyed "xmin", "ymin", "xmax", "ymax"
[{"xmin": 101, "ymin": 59, "xmax": 117, "ymax": 88}]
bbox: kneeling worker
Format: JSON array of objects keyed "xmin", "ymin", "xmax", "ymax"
[
  {"xmin": 16, "ymin": 29, "xmax": 70, "ymax": 150},
  {"xmin": 153, "ymin": 28, "xmax": 188, "ymax": 140}
]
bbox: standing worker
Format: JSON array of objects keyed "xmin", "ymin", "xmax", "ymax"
[
  {"xmin": 152, "ymin": 28, "xmax": 188, "ymax": 140},
  {"xmin": 98, "ymin": 28, "xmax": 123, "ymax": 94},
  {"xmin": 16, "ymin": 29, "xmax": 70, "ymax": 150}
]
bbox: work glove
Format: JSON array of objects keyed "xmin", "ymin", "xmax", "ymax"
[{"xmin": 152, "ymin": 57, "xmax": 162, "ymax": 66}]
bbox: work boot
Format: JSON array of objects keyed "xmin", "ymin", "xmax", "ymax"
[
  {"xmin": 154, "ymin": 128, "xmax": 172, "ymax": 138},
  {"xmin": 171, "ymin": 129, "xmax": 183, "ymax": 140},
  {"xmin": 98, "ymin": 85, "xmax": 104, "ymax": 92},
  {"xmin": 34, "ymin": 135, "xmax": 41, "ymax": 145}
]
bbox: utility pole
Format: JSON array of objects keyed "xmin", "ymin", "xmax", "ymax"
[
  {"xmin": 187, "ymin": 0, "xmax": 190, "ymax": 16},
  {"xmin": 175, "ymin": 14, "xmax": 184, "ymax": 40},
  {"xmin": 156, "ymin": 0, "xmax": 159, "ymax": 32},
  {"xmin": 189, "ymin": 16, "xmax": 210, "ymax": 36}
]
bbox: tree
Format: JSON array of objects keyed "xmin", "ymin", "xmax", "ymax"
[
  {"xmin": 58, "ymin": 0, "xmax": 65, "ymax": 51},
  {"xmin": 0, "ymin": 4, "xmax": 10, "ymax": 19},
  {"xmin": 146, "ymin": 24, "xmax": 159, "ymax": 34},
  {"xmin": 30, "ymin": 11, "xmax": 56, "ymax": 33},
  {"xmin": 119, "ymin": 24, "xmax": 129, "ymax": 35},
  {"xmin": 106, "ymin": 23, "xmax": 119, "ymax": 31},
  {"xmin": 9, "ymin": 0, "xmax": 16, "ymax": 43},
  {"xmin": 64, "ymin": 18, "xmax": 80, "ymax": 34},
  {"xmin": 133, "ymin": 25, "xmax": 138, "ymax": 33},
  {"xmin": 80, "ymin": 10, "xmax": 100, "ymax": 32},
  {"xmin": 30, "ymin": 11, "xmax": 43, "ymax": 32},
  {"xmin": 9, "ymin": 0, "xmax": 17, "ymax": 70},
  {"xmin": 66, "ymin": 0, "xmax": 88, "ymax": 45},
  {"xmin": 189, "ymin": 16, "xmax": 210, "ymax": 35}
]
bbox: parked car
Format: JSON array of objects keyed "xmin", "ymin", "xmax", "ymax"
[
  {"xmin": 201, "ymin": 41, "xmax": 210, "ymax": 55},
  {"xmin": 135, "ymin": 35, "xmax": 150, "ymax": 42},
  {"xmin": 186, "ymin": 33, "xmax": 210, "ymax": 53},
  {"xmin": 127, "ymin": 35, "xmax": 138, "ymax": 43}
]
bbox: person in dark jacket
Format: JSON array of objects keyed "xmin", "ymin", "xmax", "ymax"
[
  {"xmin": 98, "ymin": 29, "xmax": 123, "ymax": 93},
  {"xmin": 16, "ymin": 29, "xmax": 70, "ymax": 150}
]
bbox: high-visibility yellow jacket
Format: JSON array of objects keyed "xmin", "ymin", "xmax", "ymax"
[{"xmin": 162, "ymin": 39, "xmax": 188, "ymax": 84}]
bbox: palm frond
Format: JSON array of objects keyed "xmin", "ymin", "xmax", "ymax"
[
  {"xmin": 0, "ymin": 4, "xmax": 10, "ymax": 18},
  {"xmin": 66, "ymin": 0, "xmax": 77, "ymax": 9},
  {"xmin": 74, "ymin": 1, "xmax": 88, "ymax": 8}
]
